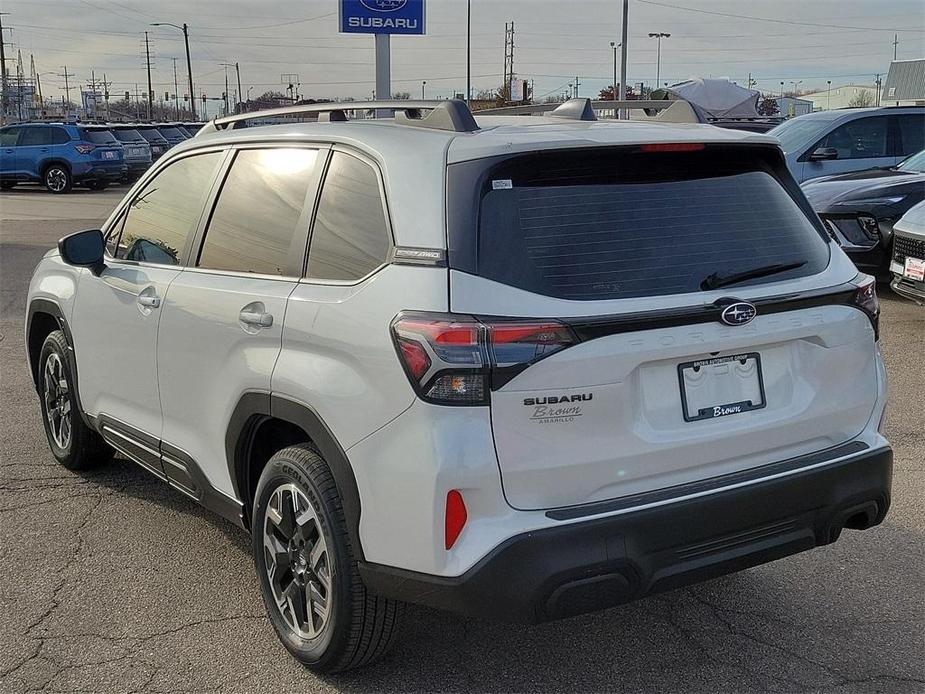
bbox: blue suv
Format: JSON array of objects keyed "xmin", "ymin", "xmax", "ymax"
[{"xmin": 0, "ymin": 123, "xmax": 125, "ymax": 193}]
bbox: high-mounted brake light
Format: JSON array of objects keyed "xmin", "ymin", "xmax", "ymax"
[
  {"xmin": 640, "ymin": 142, "xmax": 706, "ymax": 153},
  {"xmin": 444, "ymin": 490, "xmax": 467, "ymax": 550},
  {"xmin": 391, "ymin": 313, "xmax": 578, "ymax": 405}
]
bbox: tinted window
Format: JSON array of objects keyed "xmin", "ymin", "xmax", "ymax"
[
  {"xmin": 0, "ymin": 127, "xmax": 19, "ymax": 146},
  {"xmin": 198, "ymin": 148, "xmax": 320, "ymax": 275},
  {"xmin": 83, "ymin": 129, "xmax": 118, "ymax": 144},
  {"xmin": 158, "ymin": 127, "xmax": 183, "ymax": 139},
  {"xmin": 19, "ymin": 127, "xmax": 53, "ymax": 146},
  {"xmin": 457, "ymin": 147, "xmax": 829, "ymax": 301},
  {"xmin": 49, "ymin": 127, "xmax": 70, "ymax": 145},
  {"xmin": 138, "ymin": 129, "xmax": 167, "ymax": 143},
  {"xmin": 112, "ymin": 129, "xmax": 144, "ymax": 143},
  {"xmin": 307, "ymin": 152, "xmax": 390, "ymax": 281},
  {"xmin": 896, "ymin": 114, "xmax": 925, "ymax": 156},
  {"xmin": 817, "ymin": 116, "xmax": 888, "ymax": 159},
  {"xmin": 114, "ymin": 153, "xmax": 222, "ymax": 265}
]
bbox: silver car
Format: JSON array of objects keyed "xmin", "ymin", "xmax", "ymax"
[{"xmin": 769, "ymin": 106, "xmax": 924, "ymax": 183}]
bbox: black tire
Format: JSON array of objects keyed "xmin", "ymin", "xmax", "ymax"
[
  {"xmin": 43, "ymin": 164, "xmax": 72, "ymax": 194},
  {"xmin": 0, "ymin": 181, "xmax": 15, "ymax": 190},
  {"xmin": 86, "ymin": 180, "xmax": 108, "ymax": 191},
  {"xmin": 252, "ymin": 444, "xmax": 402, "ymax": 672},
  {"xmin": 38, "ymin": 330, "xmax": 112, "ymax": 470}
]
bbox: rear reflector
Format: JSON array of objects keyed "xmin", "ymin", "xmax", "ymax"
[
  {"xmin": 640, "ymin": 142, "xmax": 706, "ymax": 153},
  {"xmin": 445, "ymin": 490, "xmax": 468, "ymax": 550}
]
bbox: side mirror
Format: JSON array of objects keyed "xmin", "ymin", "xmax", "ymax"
[
  {"xmin": 58, "ymin": 229, "xmax": 105, "ymax": 275},
  {"xmin": 809, "ymin": 147, "xmax": 839, "ymax": 161}
]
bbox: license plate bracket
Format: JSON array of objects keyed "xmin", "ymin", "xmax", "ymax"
[{"xmin": 678, "ymin": 352, "xmax": 767, "ymax": 422}]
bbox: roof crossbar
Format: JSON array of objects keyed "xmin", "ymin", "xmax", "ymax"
[
  {"xmin": 478, "ymin": 97, "xmax": 701, "ymax": 124},
  {"xmin": 195, "ymin": 99, "xmax": 479, "ymax": 136}
]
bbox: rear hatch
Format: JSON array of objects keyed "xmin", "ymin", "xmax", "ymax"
[
  {"xmin": 445, "ymin": 144, "xmax": 880, "ymax": 511},
  {"xmin": 111, "ymin": 128, "xmax": 151, "ymax": 162},
  {"xmin": 81, "ymin": 128, "xmax": 123, "ymax": 166}
]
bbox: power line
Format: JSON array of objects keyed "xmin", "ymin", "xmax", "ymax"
[{"xmin": 636, "ymin": 0, "xmax": 925, "ymax": 33}]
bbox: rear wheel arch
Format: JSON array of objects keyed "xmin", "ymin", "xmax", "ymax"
[
  {"xmin": 226, "ymin": 393, "xmax": 364, "ymax": 558},
  {"xmin": 40, "ymin": 158, "xmax": 71, "ymax": 177}
]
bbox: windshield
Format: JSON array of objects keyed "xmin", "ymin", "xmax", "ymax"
[
  {"xmin": 768, "ymin": 116, "xmax": 838, "ymax": 154},
  {"xmin": 83, "ymin": 129, "xmax": 118, "ymax": 144},
  {"xmin": 138, "ymin": 129, "xmax": 167, "ymax": 143},
  {"xmin": 897, "ymin": 150, "xmax": 925, "ymax": 172},
  {"xmin": 112, "ymin": 129, "xmax": 144, "ymax": 143},
  {"xmin": 449, "ymin": 146, "xmax": 830, "ymax": 301}
]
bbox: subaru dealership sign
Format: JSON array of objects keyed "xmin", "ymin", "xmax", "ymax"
[{"xmin": 339, "ymin": 0, "xmax": 425, "ymax": 35}]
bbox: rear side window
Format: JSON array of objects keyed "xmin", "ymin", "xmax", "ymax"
[
  {"xmin": 895, "ymin": 114, "xmax": 925, "ymax": 156},
  {"xmin": 451, "ymin": 146, "xmax": 830, "ymax": 301},
  {"xmin": 306, "ymin": 151, "xmax": 391, "ymax": 281},
  {"xmin": 816, "ymin": 116, "xmax": 888, "ymax": 159},
  {"xmin": 113, "ymin": 152, "xmax": 222, "ymax": 265},
  {"xmin": 19, "ymin": 127, "xmax": 53, "ymax": 146},
  {"xmin": 50, "ymin": 127, "xmax": 70, "ymax": 144},
  {"xmin": 83, "ymin": 129, "xmax": 117, "ymax": 144},
  {"xmin": 198, "ymin": 148, "xmax": 321, "ymax": 275}
]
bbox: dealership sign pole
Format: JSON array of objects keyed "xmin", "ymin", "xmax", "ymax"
[{"xmin": 339, "ymin": 0, "xmax": 425, "ymax": 112}]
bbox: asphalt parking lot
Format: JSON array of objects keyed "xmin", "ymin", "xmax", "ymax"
[{"xmin": 0, "ymin": 187, "xmax": 923, "ymax": 694}]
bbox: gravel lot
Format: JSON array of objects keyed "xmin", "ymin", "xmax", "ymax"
[{"xmin": 1, "ymin": 187, "xmax": 923, "ymax": 693}]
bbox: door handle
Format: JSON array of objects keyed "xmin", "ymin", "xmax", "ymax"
[
  {"xmin": 137, "ymin": 295, "xmax": 161, "ymax": 309},
  {"xmin": 239, "ymin": 310, "xmax": 273, "ymax": 328}
]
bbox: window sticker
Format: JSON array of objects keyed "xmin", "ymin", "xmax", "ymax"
[{"xmin": 492, "ymin": 179, "xmax": 513, "ymax": 190}]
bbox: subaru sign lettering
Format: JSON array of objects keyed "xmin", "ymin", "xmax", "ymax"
[
  {"xmin": 719, "ymin": 302, "xmax": 758, "ymax": 326},
  {"xmin": 340, "ymin": 0, "xmax": 425, "ymax": 35}
]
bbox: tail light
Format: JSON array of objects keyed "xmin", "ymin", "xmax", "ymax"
[
  {"xmin": 74, "ymin": 144, "xmax": 96, "ymax": 154},
  {"xmin": 390, "ymin": 312, "xmax": 577, "ymax": 405},
  {"xmin": 853, "ymin": 276, "xmax": 880, "ymax": 340}
]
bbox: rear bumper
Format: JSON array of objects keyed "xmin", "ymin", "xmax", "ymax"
[{"xmin": 361, "ymin": 445, "xmax": 892, "ymax": 623}]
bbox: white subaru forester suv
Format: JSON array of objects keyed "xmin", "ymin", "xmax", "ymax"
[{"xmin": 26, "ymin": 99, "xmax": 891, "ymax": 672}]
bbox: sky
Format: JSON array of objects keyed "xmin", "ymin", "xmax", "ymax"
[{"xmin": 2, "ymin": 0, "xmax": 923, "ymax": 116}]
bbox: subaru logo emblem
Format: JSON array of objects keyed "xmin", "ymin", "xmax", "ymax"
[
  {"xmin": 720, "ymin": 302, "xmax": 757, "ymax": 326},
  {"xmin": 360, "ymin": 0, "xmax": 407, "ymax": 11}
]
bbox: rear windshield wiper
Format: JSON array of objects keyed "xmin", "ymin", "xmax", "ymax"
[{"xmin": 700, "ymin": 261, "xmax": 807, "ymax": 291}]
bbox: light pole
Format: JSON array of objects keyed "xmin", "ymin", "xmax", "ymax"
[
  {"xmin": 826, "ymin": 80, "xmax": 832, "ymax": 110},
  {"xmin": 610, "ymin": 41, "xmax": 621, "ymax": 105},
  {"xmin": 151, "ymin": 21, "xmax": 196, "ymax": 119},
  {"xmin": 648, "ymin": 32, "xmax": 670, "ymax": 90},
  {"xmin": 780, "ymin": 81, "xmax": 784, "ymax": 98},
  {"xmin": 421, "ymin": 80, "xmax": 426, "ymax": 99},
  {"xmin": 789, "ymin": 80, "xmax": 803, "ymax": 96},
  {"xmin": 466, "ymin": 0, "xmax": 471, "ymax": 104}
]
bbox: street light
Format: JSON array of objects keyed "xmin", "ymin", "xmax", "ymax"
[
  {"xmin": 789, "ymin": 80, "xmax": 803, "ymax": 96},
  {"xmin": 826, "ymin": 80, "xmax": 832, "ymax": 110},
  {"xmin": 648, "ymin": 32, "xmax": 670, "ymax": 89},
  {"xmin": 151, "ymin": 21, "xmax": 196, "ymax": 119},
  {"xmin": 609, "ymin": 41, "xmax": 621, "ymax": 105},
  {"xmin": 422, "ymin": 80, "xmax": 427, "ymax": 99}
]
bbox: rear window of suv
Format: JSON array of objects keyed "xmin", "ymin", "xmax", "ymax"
[
  {"xmin": 112, "ymin": 129, "xmax": 144, "ymax": 143},
  {"xmin": 82, "ymin": 129, "xmax": 118, "ymax": 144},
  {"xmin": 447, "ymin": 145, "xmax": 830, "ymax": 301}
]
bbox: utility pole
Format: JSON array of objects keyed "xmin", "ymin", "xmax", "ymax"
[
  {"xmin": 875, "ymin": 73, "xmax": 883, "ymax": 106},
  {"xmin": 144, "ymin": 31, "xmax": 153, "ymax": 120},
  {"xmin": 619, "ymin": 0, "xmax": 628, "ymax": 117},
  {"xmin": 58, "ymin": 65, "xmax": 74, "ymax": 112},
  {"xmin": 223, "ymin": 63, "xmax": 229, "ymax": 115},
  {"xmin": 502, "ymin": 21, "xmax": 515, "ymax": 103},
  {"xmin": 893, "ymin": 34, "xmax": 898, "ymax": 61},
  {"xmin": 183, "ymin": 24, "xmax": 195, "ymax": 119},
  {"xmin": 235, "ymin": 62, "xmax": 242, "ymax": 115},
  {"xmin": 173, "ymin": 57, "xmax": 180, "ymax": 119},
  {"xmin": 102, "ymin": 72, "xmax": 110, "ymax": 120},
  {"xmin": 574, "ymin": 76, "xmax": 580, "ymax": 98},
  {"xmin": 610, "ymin": 41, "xmax": 620, "ymax": 105},
  {"xmin": 0, "ymin": 12, "xmax": 9, "ymax": 123}
]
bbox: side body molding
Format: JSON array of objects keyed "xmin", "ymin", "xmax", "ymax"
[{"xmin": 225, "ymin": 392, "xmax": 365, "ymax": 559}]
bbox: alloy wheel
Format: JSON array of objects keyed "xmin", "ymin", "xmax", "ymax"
[
  {"xmin": 45, "ymin": 168, "xmax": 68, "ymax": 193},
  {"xmin": 43, "ymin": 352, "xmax": 72, "ymax": 450},
  {"xmin": 263, "ymin": 483, "xmax": 332, "ymax": 639}
]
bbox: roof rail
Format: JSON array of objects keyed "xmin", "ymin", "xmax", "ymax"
[
  {"xmin": 478, "ymin": 98, "xmax": 701, "ymax": 124},
  {"xmin": 195, "ymin": 99, "xmax": 479, "ymax": 136}
]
